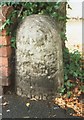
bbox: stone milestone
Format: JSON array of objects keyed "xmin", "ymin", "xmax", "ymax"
[{"xmin": 15, "ymin": 14, "xmax": 64, "ymax": 100}]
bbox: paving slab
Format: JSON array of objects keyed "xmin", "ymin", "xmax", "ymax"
[{"xmin": 2, "ymin": 93, "xmax": 82, "ymax": 119}]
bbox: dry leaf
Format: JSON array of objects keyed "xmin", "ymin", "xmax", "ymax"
[
  {"xmin": 2, "ymin": 101, "xmax": 9, "ymax": 106},
  {"xmin": 6, "ymin": 109, "xmax": 10, "ymax": 112},
  {"xmin": 55, "ymin": 92, "xmax": 84, "ymax": 118},
  {"xmin": 26, "ymin": 102, "xmax": 30, "ymax": 107},
  {"xmin": 74, "ymin": 87, "xmax": 79, "ymax": 93},
  {"xmin": 30, "ymin": 98, "xmax": 37, "ymax": 101}
]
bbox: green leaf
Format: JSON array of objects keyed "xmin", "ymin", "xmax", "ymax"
[
  {"xmin": 80, "ymin": 85, "xmax": 84, "ymax": 92},
  {"xmin": 64, "ymin": 75, "xmax": 68, "ymax": 81},
  {"xmin": 11, "ymin": 42, "xmax": 16, "ymax": 48},
  {"xmin": 67, "ymin": 91, "xmax": 72, "ymax": 98},
  {"xmin": 11, "ymin": 37, "xmax": 16, "ymax": 42}
]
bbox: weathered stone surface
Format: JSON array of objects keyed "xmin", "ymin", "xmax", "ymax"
[{"xmin": 15, "ymin": 14, "xmax": 64, "ymax": 99}]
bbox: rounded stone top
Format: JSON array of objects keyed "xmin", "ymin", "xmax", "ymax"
[
  {"xmin": 16, "ymin": 14, "xmax": 60, "ymax": 43},
  {"xmin": 19, "ymin": 14, "xmax": 57, "ymax": 29}
]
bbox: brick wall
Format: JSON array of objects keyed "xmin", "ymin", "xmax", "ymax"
[{"xmin": 0, "ymin": 6, "xmax": 13, "ymax": 86}]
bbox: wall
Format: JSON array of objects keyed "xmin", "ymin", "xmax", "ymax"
[
  {"xmin": 0, "ymin": 6, "xmax": 13, "ymax": 86},
  {"xmin": 66, "ymin": 2, "xmax": 83, "ymax": 54}
]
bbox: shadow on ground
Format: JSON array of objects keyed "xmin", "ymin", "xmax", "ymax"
[{"xmin": 2, "ymin": 93, "xmax": 81, "ymax": 118}]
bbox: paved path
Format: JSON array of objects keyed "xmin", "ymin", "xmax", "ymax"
[{"xmin": 2, "ymin": 93, "xmax": 82, "ymax": 119}]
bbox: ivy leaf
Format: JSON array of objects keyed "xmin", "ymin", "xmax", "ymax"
[
  {"xmin": 11, "ymin": 37, "xmax": 16, "ymax": 42},
  {"xmin": 80, "ymin": 85, "xmax": 84, "ymax": 92},
  {"xmin": 64, "ymin": 75, "xmax": 68, "ymax": 81},
  {"xmin": 11, "ymin": 42, "xmax": 16, "ymax": 48},
  {"xmin": 67, "ymin": 91, "xmax": 72, "ymax": 98}
]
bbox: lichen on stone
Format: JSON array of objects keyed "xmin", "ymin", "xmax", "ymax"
[{"xmin": 15, "ymin": 14, "xmax": 64, "ymax": 99}]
